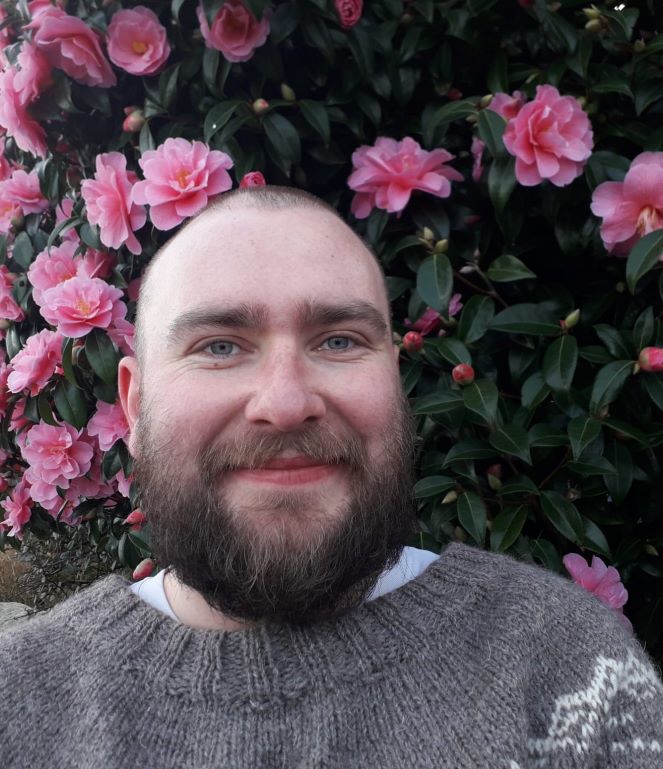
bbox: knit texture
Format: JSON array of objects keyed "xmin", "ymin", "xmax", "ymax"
[{"xmin": 2, "ymin": 542, "xmax": 662, "ymax": 769}]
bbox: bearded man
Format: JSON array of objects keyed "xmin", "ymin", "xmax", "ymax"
[{"xmin": 2, "ymin": 187, "xmax": 662, "ymax": 769}]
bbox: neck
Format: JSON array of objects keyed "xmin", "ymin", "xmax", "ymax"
[{"xmin": 163, "ymin": 570, "xmax": 257, "ymax": 631}]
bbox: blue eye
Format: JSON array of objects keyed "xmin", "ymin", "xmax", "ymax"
[
  {"xmin": 322, "ymin": 336, "xmax": 354, "ymax": 351},
  {"xmin": 206, "ymin": 341, "xmax": 238, "ymax": 357}
]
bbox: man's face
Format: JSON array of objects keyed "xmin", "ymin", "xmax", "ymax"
[{"xmin": 120, "ymin": 205, "xmax": 417, "ymax": 625}]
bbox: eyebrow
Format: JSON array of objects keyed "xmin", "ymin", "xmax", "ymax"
[{"xmin": 166, "ymin": 300, "xmax": 389, "ymax": 347}]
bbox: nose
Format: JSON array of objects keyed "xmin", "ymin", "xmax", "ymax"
[{"xmin": 243, "ymin": 346, "xmax": 326, "ymax": 431}]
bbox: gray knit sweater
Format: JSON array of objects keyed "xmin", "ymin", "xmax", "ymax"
[{"xmin": 2, "ymin": 542, "xmax": 662, "ymax": 769}]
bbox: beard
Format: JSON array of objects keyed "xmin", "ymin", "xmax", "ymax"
[{"xmin": 133, "ymin": 394, "xmax": 417, "ymax": 627}]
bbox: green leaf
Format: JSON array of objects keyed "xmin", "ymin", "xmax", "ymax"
[
  {"xmin": 385, "ymin": 277, "xmax": 411, "ymax": 301},
  {"xmin": 457, "ymin": 296, "xmax": 495, "ymax": 344},
  {"xmin": 416, "ymin": 254, "xmax": 453, "ymax": 314},
  {"xmin": 477, "ymin": 109, "xmax": 506, "ymax": 158},
  {"xmin": 429, "ymin": 338, "xmax": 471, "ymax": 366},
  {"xmin": 489, "ymin": 424, "xmax": 531, "ymax": 464},
  {"xmin": 540, "ymin": 490, "xmax": 584, "ymax": 545},
  {"xmin": 567, "ymin": 457, "xmax": 616, "ymax": 476},
  {"xmin": 37, "ymin": 389, "xmax": 57, "ymax": 426},
  {"xmin": 488, "ymin": 155, "xmax": 516, "ymax": 216},
  {"xmin": 528, "ymin": 424, "xmax": 568, "ymax": 448},
  {"xmin": 80, "ymin": 222, "xmax": 103, "ymax": 250},
  {"xmin": 60, "ymin": 337, "xmax": 78, "ymax": 387},
  {"xmin": 604, "ymin": 440, "xmax": 633, "ymax": 504},
  {"xmin": 53, "ymin": 380, "xmax": 88, "ymax": 430},
  {"xmin": 243, "ymin": 0, "xmax": 270, "ymax": 19},
  {"xmin": 400, "ymin": 359, "xmax": 422, "ymax": 395},
  {"xmin": 521, "ymin": 372, "xmax": 550, "ymax": 410},
  {"xmin": 443, "ymin": 440, "xmax": 496, "ymax": 466},
  {"xmin": 633, "ymin": 307, "xmax": 655, "ymax": 351},
  {"xmin": 491, "ymin": 303, "xmax": 560, "ymax": 336},
  {"xmin": 643, "ymin": 373, "xmax": 663, "ymax": 413},
  {"xmin": 485, "ymin": 254, "xmax": 536, "ymax": 282},
  {"xmin": 567, "ymin": 416, "xmax": 602, "ymax": 460},
  {"xmin": 158, "ymin": 63, "xmax": 181, "ymax": 111},
  {"xmin": 462, "ymin": 379, "xmax": 498, "ymax": 424},
  {"xmin": 594, "ymin": 325, "xmax": 632, "ymax": 359},
  {"xmin": 589, "ymin": 361, "xmax": 633, "ymax": 416},
  {"xmin": 490, "ymin": 505, "xmax": 528, "ymax": 552},
  {"xmin": 299, "ymin": 100, "xmax": 331, "ymax": 145},
  {"xmin": 531, "ymin": 538, "xmax": 562, "ymax": 571},
  {"xmin": 626, "ymin": 229, "xmax": 663, "ymax": 294},
  {"xmin": 413, "ymin": 476, "xmax": 455, "ymax": 498},
  {"xmin": 203, "ymin": 100, "xmax": 241, "ymax": 142},
  {"xmin": 583, "ymin": 518, "xmax": 612, "ymax": 559},
  {"xmin": 498, "ymin": 475, "xmax": 539, "ymax": 498},
  {"xmin": 85, "ymin": 330, "xmax": 119, "ymax": 385},
  {"xmin": 422, "ymin": 99, "xmax": 477, "ymax": 146},
  {"xmin": 263, "ymin": 113, "xmax": 301, "ymax": 171},
  {"xmin": 578, "ymin": 345, "xmax": 614, "ymax": 365},
  {"xmin": 542, "ymin": 335, "xmax": 577, "ymax": 392},
  {"xmin": 11, "ymin": 232, "xmax": 33, "ymax": 270},
  {"xmin": 457, "ymin": 491, "xmax": 486, "ymax": 546},
  {"xmin": 410, "ymin": 390, "xmax": 464, "ymax": 415}
]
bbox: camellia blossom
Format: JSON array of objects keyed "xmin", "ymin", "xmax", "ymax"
[
  {"xmin": 404, "ymin": 295, "xmax": 463, "ymax": 335},
  {"xmin": 503, "ymin": 85, "xmax": 593, "ymax": 187},
  {"xmin": 0, "ymin": 67, "xmax": 48, "ymax": 158},
  {"xmin": 0, "ymin": 478, "xmax": 33, "ymax": 540},
  {"xmin": 14, "ymin": 42, "xmax": 53, "ymax": 104},
  {"xmin": 348, "ymin": 136, "xmax": 463, "ymax": 219},
  {"xmin": 638, "ymin": 347, "xmax": 663, "ymax": 372},
  {"xmin": 0, "ymin": 264, "xmax": 24, "ymax": 322},
  {"xmin": 86, "ymin": 400, "xmax": 129, "ymax": 451},
  {"xmin": 563, "ymin": 553, "xmax": 632, "ymax": 631},
  {"xmin": 334, "ymin": 0, "xmax": 363, "ymax": 28},
  {"xmin": 40, "ymin": 275, "xmax": 124, "ymax": 338},
  {"xmin": 21, "ymin": 421, "xmax": 94, "ymax": 487},
  {"xmin": 489, "ymin": 90, "xmax": 526, "ymax": 121},
  {"xmin": 7, "ymin": 328, "xmax": 63, "ymax": 396},
  {"xmin": 132, "ymin": 138, "xmax": 233, "ymax": 230},
  {"xmin": 1, "ymin": 169, "xmax": 49, "ymax": 215},
  {"xmin": 590, "ymin": 152, "xmax": 663, "ymax": 257},
  {"xmin": 106, "ymin": 6, "xmax": 171, "ymax": 76},
  {"xmin": 0, "ymin": 362, "xmax": 10, "ymax": 419},
  {"xmin": 196, "ymin": 0, "xmax": 270, "ymax": 63},
  {"xmin": 239, "ymin": 171, "xmax": 266, "ymax": 188},
  {"xmin": 81, "ymin": 152, "xmax": 147, "ymax": 255},
  {"xmin": 31, "ymin": 8, "xmax": 116, "ymax": 88}
]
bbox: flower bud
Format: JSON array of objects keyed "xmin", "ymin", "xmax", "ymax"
[
  {"xmin": 280, "ymin": 83, "xmax": 296, "ymax": 102},
  {"xmin": 615, "ymin": 281, "xmax": 626, "ymax": 293},
  {"xmin": 402, "ymin": 331, "xmax": 424, "ymax": 353},
  {"xmin": 644, "ymin": 544, "xmax": 659, "ymax": 556},
  {"xmin": 452, "ymin": 363, "xmax": 475, "ymax": 385},
  {"xmin": 582, "ymin": 6, "xmax": 601, "ymax": 20},
  {"xmin": 132, "ymin": 558, "xmax": 155, "ymax": 581},
  {"xmin": 479, "ymin": 94, "xmax": 493, "ymax": 109},
  {"xmin": 252, "ymin": 98, "xmax": 270, "ymax": 115},
  {"xmin": 585, "ymin": 18, "xmax": 603, "ymax": 33},
  {"xmin": 0, "ymin": 319, "xmax": 10, "ymax": 331},
  {"xmin": 633, "ymin": 39, "xmax": 646, "ymax": 53},
  {"xmin": 0, "ymin": 476, "xmax": 7, "ymax": 493},
  {"xmin": 10, "ymin": 211, "xmax": 24, "ymax": 231},
  {"xmin": 486, "ymin": 463, "xmax": 502, "ymax": 491},
  {"xmin": 442, "ymin": 490, "xmax": 458, "ymax": 504},
  {"xmin": 434, "ymin": 238, "xmax": 448, "ymax": 254},
  {"xmin": 122, "ymin": 110, "xmax": 145, "ymax": 133},
  {"xmin": 421, "ymin": 227, "xmax": 435, "ymax": 243},
  {"xmin": 638, "ymin": 347, "xmax": 663, "ymax": 372},
  {"xmin": 447, "ymin": 87, "xmax": 463, "ymax": 101},
  {"xmin": 239, "ymin": 171, "xmax": 266, "ymax": 188},
  {"xmin": 125, "ymin": 509, "xmax": 146, "ymax": 527},
  {"xmin": 560, "ymin": 308, "xmax": 580, "ymax": 331},
  {"xmin": 123, "ymin": 104, "xmax": 141, "ymax": 116},
  {"xmin": 566, "ymin": 487, "xmax": 581, "ymax": 501},
  {"xmin": 400, "ymin": 12, "xmax": 414, "ymax": 25}
]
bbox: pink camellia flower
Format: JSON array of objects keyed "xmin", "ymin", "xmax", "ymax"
[
  {"xmin": 590, "ymin": 152, "xmax": 663, "ymax": 257},
  {"xmin": 76, "ymin": 248, "xmax": 115, "ymax": 281},
  {"xmin": 471, "ymin": 136, "xmax": 485, "ymax": 182},
  {"xmin": 503, "ymin": 85, "xmax": 593, "ymax": 187},
  {"xmin": 196, "ymin": 0, "xmax": 270, "ymax": 63},
  {"xmin": 488, "ymin": 90, "xmax": 526, "ymax": 121},
  {"xmin": 107, "ymin": 6, "xmax": 171, "ymax": 76},
  {"xmin": 0, "ymin": 478, "xmax": 33, "ymax": 540},
  {"xmin": 1, "ymin": 169, "xmax": 49, "ymax": 215},
  {"xmin": 0, "ymin": 361, "xmax": 10, "ymax": 419},
  {"xmin": 638, "ymin": 346, "xmax": 663, "ymax": 372},
  {"xmin": 0, "ymin": 265, "xmax": 24, "ymax": 322},
  {"xmin": 54, "ymin": 197, "xmax": 79, "ymax": 242},
  {"xmin": 28, "ymin": 242, "xmax": 79, "ymax": 306},
  {"xmin": 81, "ymin": 152, "xmax": 147, "ymax": 255},
  {"xmin": 107, "ymin": 314, "xmax": 135, "ymax": 355},
  {"xmin": 86, "ymin": 400, "xmax": 129, "ymax": 451},
  {"xmin": 133, "ymin": 138, "xmax": 233, "ymax": 230},
  {"xmin": 563, "ymin": 552, "xmax": 632, "ymax": 631},
  {"xmin": 21, "ymin": 421, "xmax": 94, "ymax": 487},
  {"xmin": 0, "ymin": 199, "xmax": 20, "ymax": 235},
  {"xmin": 0, "ymin": 67, "xmax": 48, "ymax": 158},
  {"xmin": 404, "ymin": 295, "xmax": 463, "ymax": 335},
  {"xmin": 0, "ymin": 138, "xmax": 11, "ymax": 182},
  {"xmin": 239, "ymin": 171, "xmax": 266, "ymax": 188},
  {"xmin": 334, "ymin": 0, "xmax": 363, "ymax": 28},
  {"xmin": 114, "ymin": 468, "xmax": 133, "ymax": 498},
  {"xmin": 40, "ymin": 275, "xmax": 124, "ymax": 338},
  {"xmin": 31, "ymin": 7, "xmax": 116, "ymax": 88},
  {"xmin": 28, "ymin": 0, "xmax": 64, "ymax": 19},
  {"xmin": 348, "ymin": 136, "xmax": 463, "ymax": 219},
  {"xmin": 14, "ymin": 42, "xmax": 53, "ymax": 104},
  {"xmin": 7, "ymin": 328, "xmax": 63, "ymax": 396}
]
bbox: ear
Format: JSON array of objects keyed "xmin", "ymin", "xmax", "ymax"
[{"xmin": 118, "ymin": 356, "xmax": 141, "ymax": 458}]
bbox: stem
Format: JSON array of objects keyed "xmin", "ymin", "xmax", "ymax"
[
  {"xmin": 453, "ymin": 271, "xmax": 508, "ymax": 308},
  {"xmin": 537, "ymin": 447, "xmax": 571, "ymax": 490}
]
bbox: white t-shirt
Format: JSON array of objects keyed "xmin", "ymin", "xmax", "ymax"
[{"xmin": 130, "ymin": 546, "xmax": 440, "ymax": 622}]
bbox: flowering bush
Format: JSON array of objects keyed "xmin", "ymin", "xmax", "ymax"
[{"xmin": 0, "ymin": 0, "xmax": 662, "ymax": 662}]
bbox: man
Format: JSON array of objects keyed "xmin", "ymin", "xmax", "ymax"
[{"xmin": 2, "ymin": 187, "xmax": 663, "ymax": 769}]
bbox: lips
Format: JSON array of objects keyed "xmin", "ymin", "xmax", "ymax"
[
  {"xmin": 229, "ymin": 456, "xmax": 337, "ymax": 486},
  {"xmin": 258, "ymin": 456, "xmax": 326, "ymax": 470}
]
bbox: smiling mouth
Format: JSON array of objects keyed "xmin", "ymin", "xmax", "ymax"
[{"xmin": 230, "ymin": 456, "xmax": 338, "ymax": 486}]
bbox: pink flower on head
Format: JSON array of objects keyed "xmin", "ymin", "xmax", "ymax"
[
  {"xmin": 40, "ymin": 275, "xmax": 124, "ymax": 338},
  {"xmin": 563, "ymin": 553, "xmax": 632, "ymax": 631},
  {"xmin": 14, "ymin": 42, "xmax": 53, "ymax": 104},
  {"xmin": 31, "ymin": 8, "xmax": 116, "ymax": 88},
  {"xmin": 590, "ymin": 152, "xmax": 663, "ymax": 257},
  {"xmin": 86, "ymin": 400, "xmax": 129, "ymax": 451},
  {"xmin": 348, "ymin": 136, "xmax": 463, "ymax": 219},
  {"xmin": 334, "ymin": 0, "xmax": 363, "ymax": 28},
  {"xmin": 133, "ymin": 138, "xmax": 233, "ymax": 230},
  {"xmin": 7, "ymin": 328, "xmax": 63, "ymax": 396},
  {"xmin": 107, "ymin": 6, "xmax": 171, "ymax": 76},
  {"xmin": 1, "ymin": 169, "xmax": 49, "ymax": 215},
  {"xmin": 196, "ymin": 0, "xmax": 270, "ymax": 63},
  {"xmin": 21, "ymin": 421, "xmax": 94, "ymax": 487},
  {"xmin": 0, "ymin": 265, "xmax": 24, "ymax": 322},
  {"xmin": 488, "ymin": 90, "xmax": 526, "ymax": 121},
  {"xmin": 503, "ymin": 85, "xmax": 593, "ymax": 187},
  {"xmin": 0, "ymin": 478, "xmax": 33, "ymax": 540},
  {"xmin": 0, "ymin": 67, "xmax": 48, "ymax": 158},
  {"xmin": 28, "ymin": 242, "xmax": 78, "ymax": 306},
  {"xmin": 81, "ymin": 152, "xmax": 146, "ymax": 255},
  {"xmin": 239, "ymin": 171, "xmax": 266, "ymax": 188}
]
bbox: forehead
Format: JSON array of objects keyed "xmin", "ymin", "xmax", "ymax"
[{"xmin": 145, "ymin": 206, "xmax": 389, "ymax": 332}]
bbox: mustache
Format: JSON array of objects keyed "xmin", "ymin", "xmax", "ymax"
[{"xmin": 197, "ymin": 424, "xmax": 366, "ymax": 474}]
